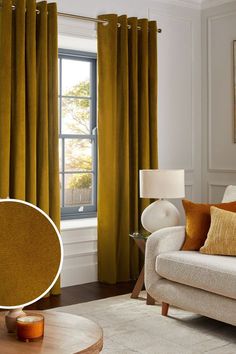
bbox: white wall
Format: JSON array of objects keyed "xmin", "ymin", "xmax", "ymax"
[
  {"xmin": 155, "ymin": 3, "xmax": 202, "ymax": 219},
  {"xmin": 202, "ymin": 1, "xmax": 236, "ymax": 204},
  {"xmin": 60, "ymin": 219, "xmax": 97, "ymax": 287},
  {"xmin": 55, "ymin": 0, "xmax": 202, "ymax": 286}
]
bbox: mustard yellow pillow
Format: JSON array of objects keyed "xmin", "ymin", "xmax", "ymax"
[
  {"xmin": 200, "ymin": 207, "xmax": 236, "ymax": 255},
  {"xmin": 182, "ymin": 199, "xmax": 236, "ymax": 251}
]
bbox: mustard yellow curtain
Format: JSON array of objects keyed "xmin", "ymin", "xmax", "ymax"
[
  {"xmin": 0, "ymin": 0, "xmax": 60, "ymax": 294},
  {"xmin": 97, "ymin": 14, "xmax": 158, "ymax": 284}
]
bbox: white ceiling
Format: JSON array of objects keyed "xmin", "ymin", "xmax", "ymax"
[{"xmin": 155, "ymin": 0, "xmax": 235, "ymax": 9}]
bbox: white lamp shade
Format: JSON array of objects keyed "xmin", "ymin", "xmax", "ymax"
[{"xmin": 139, "ymin": 169, "xmax": 185, "ymax": 199}]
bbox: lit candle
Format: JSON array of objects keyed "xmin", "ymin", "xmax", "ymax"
[{"xmin": 16, "ymin": 314, "xmax": 44, "ymax": 342}]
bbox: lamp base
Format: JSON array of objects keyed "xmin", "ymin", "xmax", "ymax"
[{"xmin": 141, "ymin": 200, "xmax": 180, "ymax": 233}]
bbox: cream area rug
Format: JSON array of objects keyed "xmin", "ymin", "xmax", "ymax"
[{"xmin": 53, "ymin": 292, "xmax": 236, "ymax": 354}]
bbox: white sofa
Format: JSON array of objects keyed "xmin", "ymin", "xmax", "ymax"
[{"xmin": 144, "ymin": 185, "xmax": 236, "ymax": 326}]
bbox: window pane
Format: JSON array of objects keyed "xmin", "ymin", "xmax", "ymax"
[
  {"xmin": 65, "ymin": 139, "xmax": 92, "ymax": 172},
  {"xmin": 59, "ymin": 52, "xmax": 96, "ymax": 218},
  {"xmin": 62, "ymin": 97, "xmax": 90, "ymax": 134},
  {"xmin": 59, "ymin": 138, "xmax": 62, "ymax": 172},
  {"xmin": 62, "ymin": 59, "xmax": 90, "ymax": 96},
  {"xmin": 58, "ymin": 98, "xmax": 61, "ymax": 134},
  {"xmin": 59, "ymin": 174, "xmax": 63, "ymax": 207},
  {"xmin": 58, "ymin": 58, "xmax": 60, "ymax": 92},
  {"xmin": 64, "ymin": 173, "xmax": 92, "ymax": 207}
]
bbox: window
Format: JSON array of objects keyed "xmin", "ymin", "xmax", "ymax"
[{"xmin": 58, "ymin": 49, "xmax": 97, "ymax": 219}]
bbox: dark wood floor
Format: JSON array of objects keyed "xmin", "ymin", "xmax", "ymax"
[{"xmin": 26, "ymin": 281, "xmax": 136, "ymax": 310}]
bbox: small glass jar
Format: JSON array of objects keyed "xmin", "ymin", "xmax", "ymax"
[{"xmin": 16, "ymin": 314, "xmax": 44, "ymax": 342}]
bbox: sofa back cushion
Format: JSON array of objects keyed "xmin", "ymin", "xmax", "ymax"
[
  {"xmin": 182, "ymin": 199, "xmax": 236, "ymax": 250},
  {"xmin": 222, "ymin": 185, "xmax": 236, "ymax": 203}
]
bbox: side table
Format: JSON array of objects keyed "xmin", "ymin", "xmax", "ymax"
[{"xmin": 129, "ymin": 232, "xmax": 155, "ymax": 305}]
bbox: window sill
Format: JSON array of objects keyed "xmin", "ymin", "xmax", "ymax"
[{"xmin": 60, "ymin": 217, "xmax": 97, "ymax": 231}]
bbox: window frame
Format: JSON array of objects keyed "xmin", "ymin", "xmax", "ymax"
[{"xmin": 58, "ymin": 49, "xmax": 97, "ymax": 220}]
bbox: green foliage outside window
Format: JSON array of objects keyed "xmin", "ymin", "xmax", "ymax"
[
  {"xmin": 69, "ymin": 174, "xmax": 92, "ymax": 190},
  {"xmin": 62, "ymin": 80, "xmax": 92, "ymax": 190}
]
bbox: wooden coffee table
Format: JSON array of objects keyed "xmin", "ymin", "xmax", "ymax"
[{"xmin": 0, "ymin": 311, "xmax": 103, "ymax": 353}]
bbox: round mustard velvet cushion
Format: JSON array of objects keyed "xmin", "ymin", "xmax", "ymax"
[{"xmin": 0, "ymin": 200, "xmax": 62, "ymax": 308}]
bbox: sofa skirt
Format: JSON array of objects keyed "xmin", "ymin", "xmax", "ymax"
[{"xmin": 148, "ymin": 278, "xmax": 236, "ymax": 326}]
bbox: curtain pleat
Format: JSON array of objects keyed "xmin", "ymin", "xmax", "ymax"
[
  {"xmin": 137, "ymin": 18, "xmax": 151, "ymax": 225},
  {"xmin": 10, "ymin": 0, "xmax": 26, "ymax": 199},
  {"xmin": 116, "ymin": 15, "xmax": 130, "ymax": 282},
  {"xmin": 0, "ymin": 0, "xmax": 60, "ymax": 295},
  {"xmin": 148, "ymin": 21, "xmax": 158, "ymax": 168},
  {"xmin": 98, "ymin": 14, "xmax": 158, "ymax": 283},
  {"xmin": 26, "ymin": 0, "xmax": 37, "ymax": 204},
  {"xmin": 47, "ymin": 3, "xmax": 60, "ymax": 294},
  {"xmin": 47, "ymin": 3, "xmax": 60, "ymax": 228},
  {"xmin": 36, "ymin": 1, "xmax": 49, "ymax": 213},
  {"xmin": 97, "ymin": 14, "xmax": 119, "ymax": 283},
  {"xmin": 128, "ymin": 17, "xmax": 139, "ymax": 278},
  {"xmin": 0, "ymin": 0, "xmax": 12, "ymax": 198}
]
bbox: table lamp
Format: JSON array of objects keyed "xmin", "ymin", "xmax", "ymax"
[{"xmin": 139, "ymin": 169, "xmax": 185, "ymax": 233}]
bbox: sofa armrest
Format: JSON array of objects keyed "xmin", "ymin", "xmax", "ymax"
[{"xmin": 144, "ymin": 226, "xmax": 185, "ymax": 296}]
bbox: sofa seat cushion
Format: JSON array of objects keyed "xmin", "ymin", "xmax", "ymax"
[{"xmin": 155, "ymin": 251, "xmax": 236, "ymax": 300}]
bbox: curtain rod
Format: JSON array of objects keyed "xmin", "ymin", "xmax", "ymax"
[
  {"xmin": 58, "ymin": 12, "xmax": 162, "ymax": 33},
  {"xmin": 0, "ymin": 5, "xmax": 162, "ymax": 33}
]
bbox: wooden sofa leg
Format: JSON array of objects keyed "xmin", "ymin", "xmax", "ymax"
[{"xmin": 162, "ymin": 302, "xmax": 169, "ymax": 316}]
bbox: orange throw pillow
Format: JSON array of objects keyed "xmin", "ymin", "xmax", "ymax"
[{"xmin": 182, "ymin": 199, "xmax": 236, "ymax": 250}]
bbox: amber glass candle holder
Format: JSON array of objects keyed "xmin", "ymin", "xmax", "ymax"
[{"xmin": 16, "ymin": 314, "xmax": 44, "ymax": 342}]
